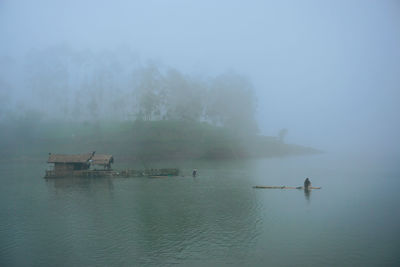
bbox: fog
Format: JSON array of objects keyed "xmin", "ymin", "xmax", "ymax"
[{"xmin": 1, "ymin": 0, "xmax": 400, "ymax": 162}]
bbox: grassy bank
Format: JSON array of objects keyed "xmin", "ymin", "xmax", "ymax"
[{"xmin": 0, "ymin": 120, "xmax": 321, "ymax": 162}]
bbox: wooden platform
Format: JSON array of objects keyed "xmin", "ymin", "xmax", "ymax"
[
  {"xmin": 44, "ymin": 168, "xmax": 179, "ymax": 178},
  {"xmin": 253, "ymin": 186, "xmax": 321, "ymax": 189}
]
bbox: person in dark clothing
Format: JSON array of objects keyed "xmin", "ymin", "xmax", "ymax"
[
  {"xmin": 192, "ymin": 169, "xmax": 197, "ymax": 177},
  {"xmin": 304, "ymin": 178, "xmax": 311, "ymax": 189}
]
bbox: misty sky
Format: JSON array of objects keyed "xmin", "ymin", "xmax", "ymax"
[{"xmin": 1, "ymin": 0, "xmax": 399, "ymax": 158}]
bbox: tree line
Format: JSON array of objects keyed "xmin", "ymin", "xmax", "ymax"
[{"xmin": 2, "ymin": 45, "xmax": 258, "ymax": 134}]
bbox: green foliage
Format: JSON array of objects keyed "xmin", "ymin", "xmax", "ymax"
[
  {"xmin": 0, "ymin": 120, "xmax": 320, "ymax": 161},
  {"xmin": 19, "ymin": 47, "xmax": 260, "ymax": 136},
  {"xmin": 1, "ymin": 46, "xmax": 317, "ymax": 161},
  {"xmin": 132, "ymin": 67, "xmax": 259, "ymax": 136}
]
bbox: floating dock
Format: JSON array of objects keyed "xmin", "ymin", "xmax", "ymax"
[
  {"xmin": 44, "ymin": 168, "xmax": 179, "ymax": 178},
  {"xmin": 44, "ymin": 168, "xmax": 180, "ymax": 178}
]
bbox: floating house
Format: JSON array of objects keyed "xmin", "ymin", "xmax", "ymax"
[
  {"xmin": 44, "ymin": 152, "xmax": 178, "ymax": 178},
  {"xmin": 48, "ymin": 152, "xmax": 94, "ymax": 173},
  {"xmin": 45, "ymin": 152, "xmax": 114, "ymax": 178}
]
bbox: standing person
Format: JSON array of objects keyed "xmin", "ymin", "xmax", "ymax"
[
  {"xmin": 192, "ymin": 169, "xmax": 197, "ymax": 177},
  {"xmin": 304, "ymin": 178, "xmax": 311, "ymax": 189}
]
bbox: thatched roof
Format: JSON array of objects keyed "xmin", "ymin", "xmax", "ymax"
[
  {"xmin": 48, "ymin": 153, "xmax": 94, "ymax": 164},
  {"xmin": 91, "ymin": 154, "xmax": 114, "ymax": 165}
]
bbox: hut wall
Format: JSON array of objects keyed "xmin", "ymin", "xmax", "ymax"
[
  {"xmin": 73, "ymin": 163, "xmax": 89, "ymax": 170},
  {"xmin": 54, "ymin": 163, "xmax": 74, "ymax": 175},
  {"xmin": 52, "ymin": 163, "xmax": 89, "ymax": 176}
]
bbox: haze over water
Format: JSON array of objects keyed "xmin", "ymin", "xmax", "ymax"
[
  {"xmin": 1, "ymin": 0, "xmax": 400, "ymax": 156},
  {"xmin": 1, "ymin": 0, "xmax": 400, "ymax": 266}
]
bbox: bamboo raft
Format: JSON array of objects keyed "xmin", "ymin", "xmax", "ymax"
[
  {"xmin": 44, "ymin": 168, "xmax": 179, "ymax": 178},
  {"xmin": 253, "ymin": 186, "xmax": 321, "ymax": 189}
]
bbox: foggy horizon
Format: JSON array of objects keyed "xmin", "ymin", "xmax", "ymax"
[
  {"xmin": 1, "ymin": 0, "xmax": 399, "ymax": 159},
  {"xmin": 1, "ymin": 2, "xmax": 400, "ymax": 266}
]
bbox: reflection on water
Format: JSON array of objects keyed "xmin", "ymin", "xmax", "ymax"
[
  {"xmin": 45, "ymin": 176, "xmax": 114, "ymax": 192},
  {"xmin": 304, "ymin": 188, "xmax": 311, "ymax": 202},
  {"xmin": 38, "ymin": 170, "xmax": 262, "ymax": 266}
]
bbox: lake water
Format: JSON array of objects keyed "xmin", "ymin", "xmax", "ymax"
[{"xmin": 1, "ymin": 154, "xmax": 399, "ymax": 266}]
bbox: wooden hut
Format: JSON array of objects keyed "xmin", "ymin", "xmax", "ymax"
[
  {"xmin": 47, "ymin": 152, "xmax": 95, "ymax": 176},
  {"xmin": 90, "ymin": 154, "xmax": 114, "ymax": 170}
]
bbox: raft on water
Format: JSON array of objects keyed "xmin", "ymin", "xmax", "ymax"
[
  {"xmin": 253, "ymin": 186, "xmax": 321, "ymax": 189},
  {"xmin": 44, "ymin": 152, "xmax": 179, "ymax": 178}
]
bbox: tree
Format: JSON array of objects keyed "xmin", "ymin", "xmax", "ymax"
[
  {"xmin": 163, "ymin": 68, "xmax": 204, "ymax": 121},
  {"xmin": 133, "ymin": 63, "xmax": 163, "ymax": 121},
  {"xmin": 25, "ymin": 45, "xmax": 72, "ymax": 118},
  {"xmin": 278, "ymin": 128, "xmax": 288, "ymax": 143},
  {"xmin": 0, "ymin": 79, "xmax": 11, "ymax": 121},
  {"xmin": 206, "ymin": 71, "xmax": 258, "ymax": 135}
]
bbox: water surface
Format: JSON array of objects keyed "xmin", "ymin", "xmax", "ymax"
[{"xmin": 0, "ymin": 154, "xmax": 399, "ymax": 266}]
